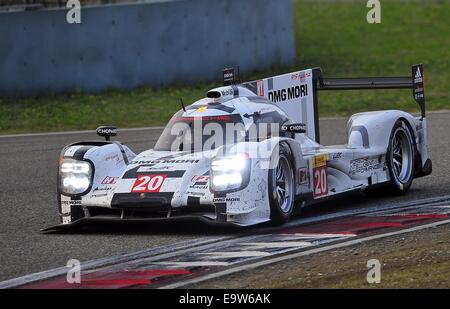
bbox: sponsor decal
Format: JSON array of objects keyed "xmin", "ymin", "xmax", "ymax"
[
  {"xmin": 332, "ymin": 152, "xmax": 343, "ymax": 160},
  {"xmin": 349, "ymin": 157, "xmax": 384, "ymax": 175},
  {"xmin": 187, "ymin": 192, "xmax": 205, "ymax": 197},
  {"xmin": 61, "ymin": 200, "xmax": 82, "ymax": 205},
  {"xmin": 281, "ymin": 123, "xmax": 306, "ymax": 133},
  {"xmin": 90, "ymin": 193, "xmax": 107, "ymax": 198},
  {"xmin": 131, "ymin": 175, "xmax": 166, "ymax": 193},
  {"xmin": 414, "ymin": 66, "xmax": 423, "ymax": 83},
  {"xmin": 104, "ymin": 154, "xmax": 119, "ymax": 162},
  {"xmin": 195, "ymin": 106, "xmax": 207, "ymax": 113},
  {"xmin": 220, "ymin": 88, "xmax": 234, "ymax": 97},
  {"xmin": 189, "ymin": 184, "xmax": 208, "ymax": 190},
  {"xmin": 96, "ymin": 127, "xmax": 117, "ymax": 135},
  {"xmin": 174, "ymin": 115, "xmax": 232, "ymax": 122},
  {"xmin": 223, "ymin": 68, "xmax": 236, "ymax": 86},
  {"xmin": 213, "ymin": 197, "xmax": 241, "ymax": 203},
  {"xmin": 257, "ymin": 80, "xmax": 264, "ymax": 96},
  {"xmin": 312, "ymin": 154, "xmax": 327, "ymax": 168},
  {"xmin": 268, "ymin": 84, "xmax": 308, "ymax": 103},
  {"xmin": 137, "ymin": 166, "xmax": 173, "ymax": 172},
  {"xmin": 414, "ymin": 89, "xmax": 424, "ymax": 101},
  {"xmin": 223, "ymin": 71, "xmax": 234, "ymax": 80},
  {"xmin": 413, "ymin": 65, "xmax": 425, "ymax": 103},
  {"xmin": 101, "ymin": 176, "xmax": 118, "ymax": 184},
  {"xmin": 290, "ymin": 70, "xmax": 311, "ymax": 81},
  {"xmin": 298, "ymin": 167, "xmax": 308, "ymax": 185},
  {"xmin": 131, "ymin": 159, "xmax": 199, "ymax": 164},
  {"xmin": 191, "ymin": 175, "xmax": 209, "ymax": 183},
  {"xmin": 64, "ymin": 145, "xmax": 85, "ymax": 157},
  {"xmin": 312, "ymin": 154, "xmax": 328, "ymax": 198},
  {"xmin": 92, "ymin": 186, "xmax": 113, "ymax": 192}
]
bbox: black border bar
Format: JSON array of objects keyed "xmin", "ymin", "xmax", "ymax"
[{"xmin": 317, "ymin": 76, "xmax": 412, "ymax": 90}]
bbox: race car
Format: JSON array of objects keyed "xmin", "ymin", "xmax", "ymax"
[{"xmin": 47, "ymin": 65, "xmax": 432, "ymax": 229}]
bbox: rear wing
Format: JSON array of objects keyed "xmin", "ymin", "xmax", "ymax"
[
  {"xmin": 314, "ymin": 64, "xmax": 425, "ymax": 118},
  {"xmin": 230, "ymin": 64, "xmax": 425, "ymax": 143}
]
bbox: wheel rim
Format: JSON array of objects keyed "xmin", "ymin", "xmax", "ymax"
[
  {"xmin": 273, "ymin": 155, "xmax": 293, "ymax": 213},
  {"xmin": 391, "ymin": 128, "xmax": 412, "ymax": 183}
]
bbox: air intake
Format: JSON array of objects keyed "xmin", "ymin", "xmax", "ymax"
[{"xmin": 206, "ymin": 91, "xmax": 221, "ymax": 99}]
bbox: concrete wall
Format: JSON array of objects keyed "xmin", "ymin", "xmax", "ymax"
[{"xmin": 0, "ymin": 0, "xmax": 295, "ymax": 97}]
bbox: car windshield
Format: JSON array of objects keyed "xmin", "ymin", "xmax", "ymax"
[{"xmin": 154, "ymin": 110, "xmax": 246, "ymax": 152}]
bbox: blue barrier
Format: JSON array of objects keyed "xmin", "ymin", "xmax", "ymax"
[{"xmin": 0, "ymin": 0, "xmax": 295, "ymax": 97}]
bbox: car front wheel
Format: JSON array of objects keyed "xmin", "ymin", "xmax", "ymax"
[{"xmin": 268, "ymin": 143, "xmax": 295, "ymax": 225}]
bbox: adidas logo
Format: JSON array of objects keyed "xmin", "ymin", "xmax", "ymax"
[
  {"xmin": 415, "ymin": 67, "xmax": 422, "ymax": 78},
  {"xmin": 414, "ymin": 67, "xmax": 423, "ymax": 83}
]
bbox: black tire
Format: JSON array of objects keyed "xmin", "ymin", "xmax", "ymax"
[
  {"xmin": 385, "ymin": 120, "xmax": 415, "ymax": 194},
  {"xmin": 364, "ymin": 119, "xmax": 415, "ymax": 197},
  {"xmin": 268, "ymin": 142, "xmax": 295, "ymax": 225}
]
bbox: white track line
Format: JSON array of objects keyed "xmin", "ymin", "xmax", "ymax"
[
  {"xmin": 279, "ymin": 233, "xmax": 355, "ymax": 239},
  {"xmin": 3, "ymin": 110, "xmax": 449, "ymax": 138},
  {"xmin": 0, "ymin": 235, "xmax": 230, "ymax": 289},
  {"xmin": 241, "ymin": 241, "xmax": 313, "ymax": 249},
  {"xmin": 152, "ymin": 261, "xmax": 231, "ymax": 267},
  {"xmin": 0, "ymin": 127, "xmax": 164, "ymax": 138},
  {"xmin": 1, "ymin": 195, "xmax": 449, "ymax": 289},
  {"xmin": 281, "ymin": 194, "xmax": 450, "ymax": 230},
  {"xmin": 160, "ymin": 219, "xmax": 450, "ymax": 289},
  {"xmin": 198, "ymin": 251, "xmax": 272, "ymax": 259}
]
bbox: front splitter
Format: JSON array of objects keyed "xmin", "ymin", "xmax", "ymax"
[{"xmin": 40, "ymin": 215, "xmax": 226, "ymax": 233}]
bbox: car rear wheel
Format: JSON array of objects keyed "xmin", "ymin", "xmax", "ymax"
[
  {"xmin": 268, "ymin": 143, "xmax": 295, "ymax": 225},
  {"xmin": 386, "ymin": 120, "xmax": 415, "ymax": 194}
]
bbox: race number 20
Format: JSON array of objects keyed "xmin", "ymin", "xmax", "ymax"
[
  {"xmin": 131, "ymin": 175, "xmax": 166, "ymax": 193},
  {"xmin": 312, "ymin": 154, "xmax": 328, "ymax": 198}
]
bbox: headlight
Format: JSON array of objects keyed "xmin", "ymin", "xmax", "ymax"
[
  {"xmin": 210, "ymin": 153, "xmax": 250, "ymax": 192},
  {"xmin": 211, "ymin": 153, "xmax": 249, "ymax": 172},
  {"xmin": 59, "ymin": 159, "xmax": 93, "ymax": 195},
  {"xmin": 212, "ymin": 173, "xmax": 243, "ymax": 188}
]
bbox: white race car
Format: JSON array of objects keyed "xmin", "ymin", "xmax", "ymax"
[{"xmin": 47, "ymin": 65, "xmax": 432, "ymax": 230}]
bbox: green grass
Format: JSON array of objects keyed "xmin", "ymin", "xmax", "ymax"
[
  {"xmin": 1, "ymin": 0, "xmax": 449, "ymax": 134},
  {"xmin": 295, "ymin": 0, "xmax": 450, "ymax": 117}
]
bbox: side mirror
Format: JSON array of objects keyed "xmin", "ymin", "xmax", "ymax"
[
  {"xmin": 281, "ymin": 123, "xmax": 306, "ymax": 134},
  {"xmin": 96, "ymin": 126, "xmax": 117, "ymax": 141}
]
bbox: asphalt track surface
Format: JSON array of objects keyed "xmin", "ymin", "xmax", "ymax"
[{"xmin": 1, "ymin": 112, "xmax": 449, "ymax": 282}]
